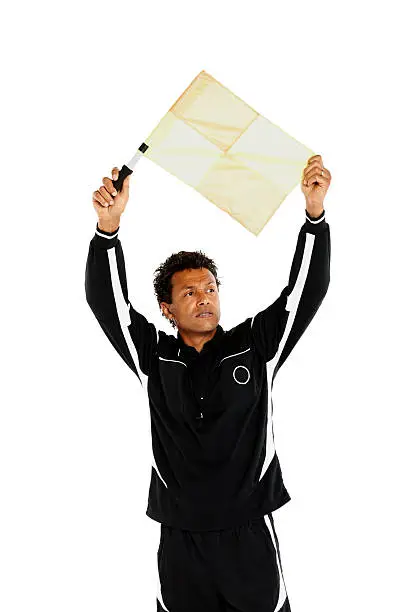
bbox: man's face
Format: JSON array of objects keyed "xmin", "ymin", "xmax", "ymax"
[{"xmin": 160, "ymin": 267, "xmax": 220, "ymax": 332}]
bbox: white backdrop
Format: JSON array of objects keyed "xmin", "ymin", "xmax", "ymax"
[{"xmin": 1, "ymin": 1, "xmax": 407, "ymax": 610}]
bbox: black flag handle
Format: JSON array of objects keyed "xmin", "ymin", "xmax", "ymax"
[
  {"xmin": 112, "ymin": 142, "xmax": 149, "ymax": 192},
  {"xmin": 112, "ymin": 165, "xmax": 133, "ymax": 193}
]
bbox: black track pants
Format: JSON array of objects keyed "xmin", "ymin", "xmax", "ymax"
[{"xmin": 156, "ymin": 513, "xmax": 291, "ymax": 612}]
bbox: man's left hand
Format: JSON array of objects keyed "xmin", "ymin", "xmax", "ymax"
[{"xmin": 301, "ymin": 154, "xmax": 331, "ymax": 216}]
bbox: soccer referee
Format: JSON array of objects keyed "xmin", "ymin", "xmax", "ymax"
[{"xmin": 85, "ymin": 155, "xmax": 331, "ymax": 612}]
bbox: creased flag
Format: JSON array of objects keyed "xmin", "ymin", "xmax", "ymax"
[{"xmin": 119, "ymin": 70, "xmax": 316, "ymax": 236}]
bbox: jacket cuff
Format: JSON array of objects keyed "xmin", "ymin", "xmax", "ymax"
[
  {"xmin": 92, "ymin": 222, "xmax": 120, "ymax": 248},
  {"xmin": 304, "ymin": 208, "xmax": 328, "ymax": 234}
]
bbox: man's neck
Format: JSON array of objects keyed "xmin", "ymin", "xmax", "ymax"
[{"xmin": 178, "ymin": 327, "xmax": 217, "ymax": 353}]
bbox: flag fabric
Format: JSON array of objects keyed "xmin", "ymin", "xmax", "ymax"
[{"xmin": 141, "ymin": 70, "xmax": 316, "ymax": 236}]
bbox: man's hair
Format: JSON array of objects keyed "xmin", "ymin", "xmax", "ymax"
[{"xmin": 153, "ymin": 250, "xmax": 222, "ymax": 329}]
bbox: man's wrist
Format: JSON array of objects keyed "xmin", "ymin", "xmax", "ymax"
[
  {"xmin": 306, "ymin": 204, "xmax": 324, "ymax": 218},
  {"xmin": 97, "ymin": 219, "xmax": 120, "ymax": 233}
]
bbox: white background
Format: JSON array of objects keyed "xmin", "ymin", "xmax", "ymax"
[{"xmin": 1, "ymin": 0, "xmax": 407, "ymax": 610}]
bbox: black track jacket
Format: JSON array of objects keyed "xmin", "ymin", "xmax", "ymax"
[{"xmin": 85, "ymin": 209, "xmax": 330, "ymax": 531}]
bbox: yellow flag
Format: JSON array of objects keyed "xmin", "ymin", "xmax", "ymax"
[{"xmin": 127, "ymin": 70, "xmax": 316, "ymax": 236}]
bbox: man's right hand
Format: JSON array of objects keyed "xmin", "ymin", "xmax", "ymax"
[{"xmin": 92, "ymin": 166, "xmax": 131, "ymax": 231}]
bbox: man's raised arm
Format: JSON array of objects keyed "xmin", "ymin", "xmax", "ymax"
[
  {"xmin": 85, "ymin": 167, "xmax": 158, "ymax": 389},
  {"xmin": 250, "ymin": 155, "xmax": 332, "ymax": 381}
]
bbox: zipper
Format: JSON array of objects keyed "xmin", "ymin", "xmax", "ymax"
[
  {"xmin": 193, "ymin": 358, "xmax": 223, "ymax": 420},
  {"xmin": 189, "ymin": 347, "xmax": 251, "ymax": 421}
]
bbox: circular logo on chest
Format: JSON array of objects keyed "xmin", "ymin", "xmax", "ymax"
[{"xmin": 232, "ymin": 365, "xmax": 251, "ymax": 385}]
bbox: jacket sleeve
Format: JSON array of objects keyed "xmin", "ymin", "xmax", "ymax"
[
  {"xmin": 85, "ymin": 223, "xmax": 158, "ymax": 389},
  {"xmin": 250, "ymin": 208, "xmax": 331, "ymax": 381}
]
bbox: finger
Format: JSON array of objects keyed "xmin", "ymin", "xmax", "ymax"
[
  {"xmin": 303, "ymin": 164, "xmax": 325, "ymax": 183},
  {"xmin": 99, "ymin": 185, "xmax": 114, "ymax": 205},
  {"xmin": 303, "ymin": 159, "xmax": 323, "ymax": 177},
  {"xmin": 307, "ymin": 154, "xmax": 322, "ymax": 164},
  {"xmin": 302, "ymin": 163, "xmax": 320, "ymax": 183},
  {"xmin": 103, "ymin": 176, "xmax": 117, "ymax": 197},
  {"xmin": 123, "ymin": 173, "xmax": 131, "ymax": 189},
  {"xmin": 305, "ymin": 172, "xmax": 329, "ymax": 187},
  {"xmin": 93, "ymin": 190, "xmax": 110, "ymax": 207},
  {"xmin": 112, "ymin": 167, "xmax": 119, "ymax": 181},
  {"xmin": 93, "ymin": 191, "xmax": 109, "ymax": 208}
]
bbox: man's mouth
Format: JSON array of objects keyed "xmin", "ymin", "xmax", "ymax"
[{"xmin": 196, "ymin": 312, "xmax": 213, "ymax": 318}]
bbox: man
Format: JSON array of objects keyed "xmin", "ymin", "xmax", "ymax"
[{"xmin": 85, "ymin": 155, "xmax": 331, "ymax": 611}]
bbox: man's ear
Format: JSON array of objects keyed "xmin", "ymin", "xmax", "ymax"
[{"xmin": 160, "ymin": 302, "xmax": 171, "ymax": 319}]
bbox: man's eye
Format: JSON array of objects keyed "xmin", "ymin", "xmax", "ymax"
[{"xmin": 184, "ymin": 288, "xmax": 215, "ymax": 297}]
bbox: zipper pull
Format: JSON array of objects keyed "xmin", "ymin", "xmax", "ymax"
[{"xmin": 196, "ymin": 396, "xmax": 204, "ymax": 419}]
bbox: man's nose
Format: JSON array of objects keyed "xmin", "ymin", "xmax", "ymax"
[{"xmin": 197, "ymin": 292, "xmax": 210, "ymax": 304}]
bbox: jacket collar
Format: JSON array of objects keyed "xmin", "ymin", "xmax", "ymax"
[{"xmin": 176, "ymin": 324, "xmax": 224, "ymax": 357}]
